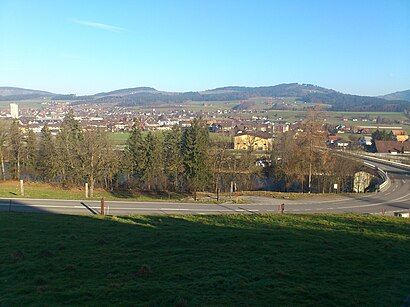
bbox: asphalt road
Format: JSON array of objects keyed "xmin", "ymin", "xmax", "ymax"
[{"xmin": 1, "ymin": 158, "xmax": 409, "ymax": 216}]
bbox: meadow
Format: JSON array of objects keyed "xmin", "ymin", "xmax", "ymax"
[{"xmin": 0, "ymin": 213, "xmax": 409, "ymax": 306}]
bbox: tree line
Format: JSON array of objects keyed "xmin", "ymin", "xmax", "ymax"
[{"xmin": 0, "ymin": 110, "xmax": 362, "ymax": 196}]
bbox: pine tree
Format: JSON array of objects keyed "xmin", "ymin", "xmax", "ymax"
[
  {"xmin": 38, "ymin": 124, "xmax": 58, "ymax": 181},
  {"xmin": 55, "ymin": 110, "xmax": 84, "ymax": 184},
  {"xmin": 163, "ymin": 125, "xmax": 184, "ymax": 191},
  {"xmin": 124, "ymin": 123, "xmax": 145, "ymax": 182},
  {"xmin": 141, "ymin": 131, "xmax": 164, "ymax": 191},
  {"xmin": 182, "ymin": 118, "xmax": 210, "ymax": 199}
]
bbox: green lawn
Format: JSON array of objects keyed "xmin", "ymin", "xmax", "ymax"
[
  {"xmin": 0, "ymin": 181, "xmax": 188, "ymax": 202},
  {"xmin": 0, "ymin": 213, "xmax": 409, "ymax": 306}
]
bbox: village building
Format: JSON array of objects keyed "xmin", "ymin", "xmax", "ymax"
[
  {"xmin": 390, "ymin": 129, "xmax": 409, "ymax": 142},
  {"xmin": 374, "ymin": 140, "xmax": 410, "ymax": 154},
  {"xmin": 234, "ymin": 131, "xmax": 272, "ymax": 151}
]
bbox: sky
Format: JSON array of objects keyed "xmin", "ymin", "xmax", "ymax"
[{"xmin": 0, "ymin": 0, "xmax": 409, "ymax": 96}]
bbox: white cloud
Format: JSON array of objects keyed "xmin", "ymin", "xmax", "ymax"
[{"xmin": 70, "ymin": 19, "xmax": 126, "ymax": 32}]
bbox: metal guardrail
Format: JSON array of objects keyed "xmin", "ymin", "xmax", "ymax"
[
  {"xmin": 362, "ymin": 162, "xmax": 391, "ymax": 192},
  {"xmin": 344, "ymin": 152, "xmax": 395, "ymax": 192}
]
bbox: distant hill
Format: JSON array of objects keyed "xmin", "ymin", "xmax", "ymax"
[
  {"xmin": 0, "ymin": 86, "xmax": 55, "ymax": 100},
  {"xmin": 2, "ymin": 84, "xmax": 410, "ymax": 112},
  {"xmin": 85, "ymin": 83, "xmax": 409, "ymax": 112},
  {"xmin": 95, "ymin": 87, "xmax": 158, "ymax": 97},
  {"xmin": 380, "ymin": 89, "xmax": 410, "ymax": 101}
]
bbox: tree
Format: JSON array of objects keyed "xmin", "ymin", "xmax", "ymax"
[
  {"xmin": 141, "ymin": 131, "xmax": 164, "ymax": 191},
  {"xmin": 0, "ymin": 121, "xmax": 9, "ymax": 181},
  {"xmin": 371, "ymin": 129, "xmax": 393, "ymax": 141},
  {"xmin": 82, "ymin": 129, "xmax": 113, "ymax": 197},
  {"xmin": 182, "ymin": 118, "xmax": 211, "ymax": 200},
  {"xmin": 8, "ymin": 120, "xmax": 23, "ymax": 180},
  {"xmin": 163, "ymin": 125, "xmax": 184, "ymax": 191},
  {"xmin": 24, "ymin": 129, "xmax": 37, "ymax": 180},
  {"xmin": 55, "ymin": 110, "xmax": 84, "ymax": 184},
  {"xmin": 124, "ymin": 123, "xmax": 145, "ymax": 183},
  {"xmin": 38, "ymin": 124, "xmax": 58, "ymax": 181}
]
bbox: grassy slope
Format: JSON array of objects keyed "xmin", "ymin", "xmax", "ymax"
[
  {"xmin": 0, "ymin": 181, "xmax": 187, "ymax": 202},
  {"xmin": 0, "ymin": 213, "xmax": 409, "ymax": 306}
]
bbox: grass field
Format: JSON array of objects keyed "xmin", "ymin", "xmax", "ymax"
[
  {"xmin": 0, "ymin": 213, "xmax": 409, "ymax": 306},
  {"xmin": 0, "ymin": 181, "xmax": 188, "ymax": 202}
]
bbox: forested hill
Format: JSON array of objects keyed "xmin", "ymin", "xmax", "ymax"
[
  {"xmin": 83, "ymin": 83, "xmax": 409, "ymax": 112},
  {"xmin": 380, "ymin": 89, "xmax": 410, "ymax": 102},
  {"xmin": 0, "ymin": 87, "xmax": 54, "ymax": 100},
  {"xmin": 2, "ymin": 84, "xmax": 409, "ymax": 112},
  {"xmin": 297, "ymin": 91, "xmax": 409, "ymax": 112}
]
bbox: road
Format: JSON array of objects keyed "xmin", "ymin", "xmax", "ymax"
[{"xmin": 1, "ymin": 158, "xmax": 409, "ymax": 216}]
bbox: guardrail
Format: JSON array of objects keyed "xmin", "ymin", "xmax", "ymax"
[
  {"xmin": 337, "ymin": 151, "xmax": 398, "ymax": 192},
  {"xmin": 362, "ymin": 161, "xmax": 391, "ymax": 192}
]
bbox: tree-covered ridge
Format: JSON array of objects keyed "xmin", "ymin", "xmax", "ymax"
[
  {"xmin": 84, "ymin": 83, "xmax": 410, "ymax": 112},
  {"xmin": 380, "ymin": 89, "xmax": 410, "ymax": 102}
]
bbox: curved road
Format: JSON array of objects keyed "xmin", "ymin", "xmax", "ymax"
[{"xmin": 1, "ymin": 159, "xmax": 409, "ymax": 216}]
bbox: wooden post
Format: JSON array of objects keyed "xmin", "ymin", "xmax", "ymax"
[
  {"xmin": 20, "ymin": 179, "xmax": 24, "ymax": 196},
  {"xmin": 100, "ymin": 197, "xmax": 105, "ymax": 216},
  {"xmin": 85, "ymin": 183, "xmax": 89, "ymax": 198}
]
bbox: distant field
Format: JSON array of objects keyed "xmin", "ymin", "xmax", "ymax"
[
  {"xmin": 0, "ymin": 99, "xmax": 48, "ymax": 110},
  {"xmin": 0, "ymin": 213, "xmax": 409, "ymax": 306}
]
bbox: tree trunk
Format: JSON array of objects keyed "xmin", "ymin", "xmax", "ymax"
[
  {"xmin": 17, "ymin": 153, "xmax": 20, "ymax": 180},
  {"xmin": 0, "ymin": 150, "xmax": 5, "ymax": 181}
]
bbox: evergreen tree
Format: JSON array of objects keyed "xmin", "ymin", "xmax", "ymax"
[
  {"xmin": 163, "ymin": 125, "xmax": 184, "ymax": 191},
  {"xmin": 142, "ymin": 131, "xmax": 164, "ymax": 191},
  {"xmin": 38, "ymin": 124, "xmax": 58, "ymax": 181},
  {"xmin": 124, "ymin": 123, "xmax": 145, "ymax": 182},
  {"xmin": 55, "ymin": 110, "xmax": 84, "ymax": 184},
  {"xmin": 182, "ymin": 118, "xmax": 210, "ymax": 199}
]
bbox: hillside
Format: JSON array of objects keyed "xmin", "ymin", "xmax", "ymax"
[
  {"xmin": 380, "ymin": 89, "xmax": 410, "ymax": 101},
  {"xmin": 86, "ymin": 83, "xmax": 409, "ymax": 112},
  {"xmin": 2, "ymin": 83, "xmax": 410, "ymax": 112},
  {"xmin": 1, "ymin": 213, "xmax": 409, "ymax": 306},
  {"xmin": 0, "ymin": 86, "xmax": 54, "ymax": 100}
]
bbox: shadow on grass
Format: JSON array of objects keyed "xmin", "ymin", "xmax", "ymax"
[{"xmin": 0, "ymin": 212, "xmax": 409, "ymax": 306}]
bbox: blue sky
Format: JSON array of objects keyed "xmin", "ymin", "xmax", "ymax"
[{"xmin": 0, "ymin": 0, "xmax": 409, "ymax": 95}]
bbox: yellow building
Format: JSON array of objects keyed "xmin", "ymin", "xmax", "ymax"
[
  {"xmin": 234, "ymin": 131, "xmax": 272, "ymax": 151},
  {"xmin": 390, "ymin": 129, "xmax": 409, "ymax": 142}
]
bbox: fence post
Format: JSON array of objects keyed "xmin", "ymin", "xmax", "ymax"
[
  {"xmin": 101, "ymin": 198, "xmax": 105, "ymax": 216},
  {"xmin": 20, "ymin": 179, "xmax": 24, "ymax": 196}
]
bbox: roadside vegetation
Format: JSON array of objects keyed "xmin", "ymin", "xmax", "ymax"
[
  {"xmin": 0, "ymin": 213, "xmax": 409, "ymax": 306},
  {"xmin": 0, "ymin": 109, "xmax": 366, "ymax": 201}
]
